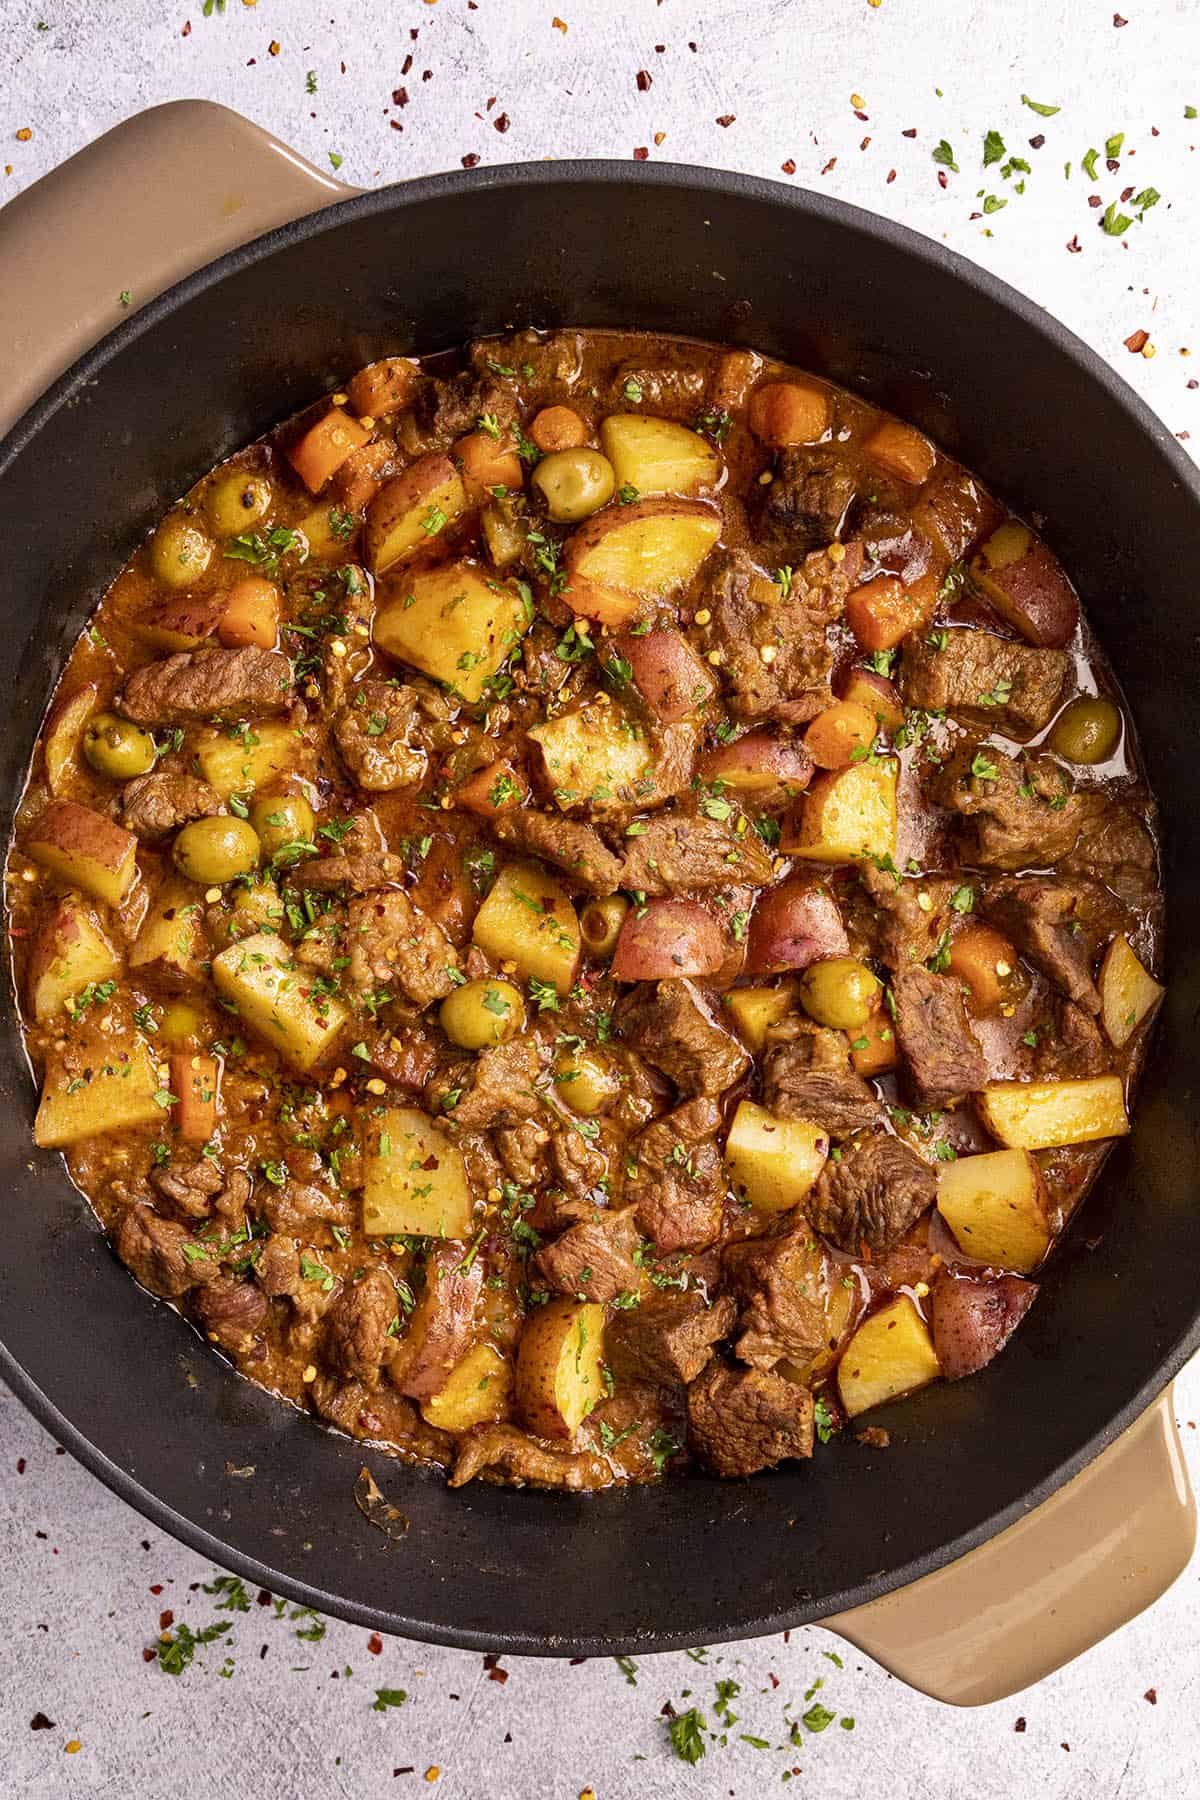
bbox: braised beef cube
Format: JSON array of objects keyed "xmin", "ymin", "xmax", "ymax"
[
  {"xmin": 347, "ymin": 887, "xmax": 457, "ymax": 1009},
  {"xmin": 982, "ymin": 876, "xmax": 1113, "ymax": 1014},
  {"xmin": 615, "ymin": 978, "xmax": 750, "ymax": 1097},
  {"xmin": 117, "ymin": 647, "xmax": 293, "ymax": 724},
  {"xmin": 687, "ymin": 1361, "xmax": 814, "ymax": 1477},
  {"xmin": 933, "ymin": 743, "xmax": 1085, "ymax": 871},
  {"xmin": 891, "ymin": 964, "xmax": 987, "ymax": 1105},
  {"xmin": 494, "ymin": 1120, "xmax": 551, "ymax": 1188},
  {"xmin": 533, "ymin": 1206, "xmax": 641, "ymax": 1303},
  {"xmin": 756, "ymin": 448, "xmax": 859, "ymax": 555},
  {"xmin": 626, "ymin": 1097, "xmax": 725, "ymax": 1253},
  {"xmin": 1033, "ymin": 998, "xmax": 1111, "ymax": 1079},
  {"xmin": 762, "ymin": 1023, "xmax": 879, "ymax": 1138},
  {"xmin": 619, "ymin": 813, "xmax": 774, "ymax": 894},
  {"xmin": 607, "ymin": 1291, "xmax": 737, "ymax": 1386},
  {"xmin": 722, "ymin": 1224, "xmax": 829, "ymax": 1369},
  {"xmin": 901, "ymin": 629, "xmax": 1070, "ymax": 738},
  {"xmin": 192, "ymin": 1277, "xmax": 268, "ymax": 1353},
  {"xmin": 121, "ymin": 772, "xmax": 221, "ymax": 840},
  {"xmin": 293, "ymin": 851, "xmax": 406, "ymax": 894},
  {"xmin": 150, "ymin": 1157, "xmax": 223, "ymax": 1221},
  {"xmin": 859, "ymin": 862, "xmax": 959, "ymax": 971},
  {"xmin": 115, "ymin": 1204, "xmax": 220, "ymax": 1298},
  {"xmin": 1062, "ymin": 797, "xmax": 1158, "ymax": 896},
  {"xmin": 428, "ymin": 1036, "xmax": 542, "ymax": 1130},
  {"xmin": 493, "ymin": 810, "xmax": 624, "ymax": 896},
  {"xmin": 807, "ymin": 1133, "xmax": 936, "ymax": 1255},
  {"xmin": 469, "ymin": 328, "xmax": 584, "ymax": 397},
  {"xmin": 608, "ymin": 352, "xmax": 708, "ymax": 415},
  {"xmin": 333, "ymin": 680, "xmax": 427, "ymax": 791},
  {"xmin": 449, "ymin": 1424, "xmax": 610, "ymax": 1491},
  {"xmin": 694, "ymin": 546, "xmax": 853, "ymax": 723}
]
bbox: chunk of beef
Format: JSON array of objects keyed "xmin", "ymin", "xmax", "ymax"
[
  {"xmin": 762, "ymin": 1024, "xmax": 879, "ymax": 1137},
  {"xmin": 393, "ymin": 1245, "xmax": 485, "ymax": 1400},
  {"xmin": 192, "ymin": 1277, "xmax": 268, "ymax": 1353},
  {"xmin": 755, "ymin": 448, "xmax": 859, "ymax": 556},
  {"xmin": 470, "ymin": 328, "xmax": 585, "ymax": 395},
  {"xmin": 619, "ymin": 813, "xmax": 774, "ymax": 894},
  {"xmin": 548, "ymin": 1124, "xmax": 614, "ymax": 1204},
  {"xmin": 982, "ymin": 876, "xmax": 1112, "ymax": 1014},
  {"xmin": 492, "ymin": 810, "xmax": 624, "ymax": 896},
  {"xmin": 292, "ymin": 851, "xmax": 405, "ymax": 894},
  {"xmin": 901, "ymin": 629, "xmax": 1070, "ymax": 738},
  {"xmin": 695, "ymin": 547, "xmax": 854, "ymax": 722},
  {"xmin": 256, "ymin": 1171, "xmax": 353, "ymax": 1236},
  {"xmin": 932, "ymin": 1270, "xmax": 1037, "ymax": 1381},
  {"xmin": 494, "ymin": 1120, "xmax": 550, "ymax": 1188},
  {"xmin": 807, "ymin": 1133, "xmax": 937, "ymax": 1255},
  {"xmin": 722, "ymin": 1224, "xmax": 829, "ymax": 1369},
  {"xmin": 933, "ymin": 743, "xmax": 1085, "ymax": 871},
  {"xmin": 354, "ymin": 1022, "xmax": 438, "ymax": 1091},
  {"xmin": 333, "ymin": 681, "xmax": 427, "ymax": 791},
  {"xmin": 449, "ymin": 1425, "xmax": 610, "ymax": 1490},
  {"xmin": 858, "ymin": 863, "xmax": 958, "ymax": 970},
  {"xmin": 346, "ymin": 887, "xmax": 457, "ymax": 1009},
  {"xmin": 533, "ymin": 1206, "xmax": 641, "ymax": 1302},
  {"xmin": 1033, "ymin": 998, "xmax": 1111, "ymax": 1079},
  {"xmin": 405, "ymin": 371, "xmax": 520, "ymax": 453},
  {"xmin": 256, "ymin": 1234, "xmax": 302, "ymax": 1299},
  {"xmin": 606, "ymin": 1291, "xmax": 736, "ymax": 1386},
  {"xmin": 891, "ymin": 964, "xmax": 987, "ymax": 1104},
  {"xmin": 117, "ymin": 647, "xmax": 293, "ymax": 724},
  {"xmin": 615, "ymin": 978, "xmax": 750, "ymax": 1097},
  {"xmin": 608, "ymin": 352, "xmax": 707, "ymax": 415},
  {"xmin": 517, "ymin": 622, "xmax": 582, "ymax": 702},
  {"xmin": 120, "ymin": 771, "xmax": 221, "ymax": 840},
  {"xmin": 687, "ymin": 1361, "xmax": 814, "ymax": 1477},
  {"xmin": 627, "ymin": 1098, "xmax": 725, "ymax": 1253},
  {"xmin": 1062, "ymin": 796, "xmax": 1157, "ymax": 894},
  {"xmin": 428, "ymin": 1036, "xmax": 541, "ymax": 1129},
  {"xmin": 322, "ymin": 1267, "xmax": 399, "ymax": 1385},
  {"xmin": 150, "ymin": 1157, "xmax": 223, "ymax": 1221},
  {"xmin": 115, "ymin": 1203, "xmax": 220, "ymax": 1298}
]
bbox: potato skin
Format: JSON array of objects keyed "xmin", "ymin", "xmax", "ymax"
[
  {"xmin": 515, "ymin": 1298, "xmax": 606, "ymax": 1438},
  {"xmin": 932, "ymin": 1271, "xmax": 1036, "ymax": 1381}
]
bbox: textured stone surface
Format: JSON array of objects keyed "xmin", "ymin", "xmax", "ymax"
[{"xmin": 1, "ymin": 2, "xmax": 1198, "ymax": 1794}]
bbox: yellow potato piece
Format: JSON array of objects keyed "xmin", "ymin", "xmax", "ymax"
[
  {"xmin": 27, "ymin": 897, "xmax": 121, "ymax": 1023},
  {"xmin": 837, "ymin": 1296, "xmax": 940, "ymax": 1419},
  {"xmin": 196, "ymin": 720, "xmax": 304, "ymax": 798},
  {"xmin": 366, "ymin": 458, "xmax": 468, "ymax": 574},
  {"xmin": 566, "ymin": 498, "xmax": 721, "ymax": 599},
  {"xmin": 471, "ymin": 860, "xmax": 581, "ymax": 994},
  {"xmin": 784, "ymin": 757, "xmax": 898, "ymax": 864},
  {"xmin": 1099, "ymin": 934, "xmax": 1163, "ymax": 1049},
  {"xmin": 43, "ymin": 684, "xmax": 98, "ymax": 797},
  {"xmin": 937, "ymin": 1147, "xmax": 1053, "ymax": 1274},
  {"xmin": 528, "ymin": 701, "xmax": 652, "ymax": 812},
  {"xmin": 129, "ymin": 876, "xmax": 209, "ymax": 988},
  {"xmin": 25, "ymin": 800, "xmax": 138, "ymax": 910},
  {"xmin": 977, "ymin": 1075, "xmax": 1129, "ymax": 1151},
  {"xmin": 599, "ymin": 414, "xmax": 722, "ymax": 496},
  {"xmin": 516, "ymin": 1298, "xmax": 606, "ymax": 1438},
  {"xmin": 723, "ymin": 982, "xmax": 797, "ymax": 1051},
  {"xmin": 723, "ymin": 1100, "xmax": 827, "ymax": 1214},
  {"xmin": 212, "ymin": 931, "xmax": 348, "ymax": 1072},
  {"xmin": 375, "ymin": 560, "xmax": 530, "ymax": 704},
  {"xmin": 35, "ymin": 1033, "xmax": 164, "ymax": 1148},
  {"xmin": 362, "ymin": 1106, "xmax": 473, "ymax": 1240},
  {"xmin": 420, "ymin": 1342, "xmax": 513, "ymax": 1431}
]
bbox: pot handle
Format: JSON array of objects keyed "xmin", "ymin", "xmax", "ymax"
[
  {"xmin": 827, "ymin": 1387, "xmax": 1194, "ymax": 1705},
  {"xmin": 0, "ymin": 99, "xmax": 356, "ymax": 440}
]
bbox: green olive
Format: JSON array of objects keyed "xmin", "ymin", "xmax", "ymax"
[
  {"xmin": 159, "ymin": 1000, "xmax": 205, "ymax": 1047},
  {"xmin": 552, "ymin": 1046, "xmax": 621, "ymax": 1116},
  {"xmin": 579, "ymin": 895, "xmax": 629, "ymax": 960},
  {"xmin": 205, "ymin": 470, "xmax": 273, "ymax": 537},
  {"xmin": 173, "ymin": 815, "xmax": 261, "ymax": 886},
  {"xmin": 1047, "ymin": 696, "xmax": 1122, "ymax": 766},
  {"xmin": 532, "ymin": 448, "xmax": 616, "ymax": 523},
  {"xmin": 249, "ymin": 791, "xmax": 315, "ymax": 859},
  {"xmin": 149, "ymin": 514, "xmax": 213, "ymax": 589},
  {"xmin": 799, "ymin": 956, "xmax": 881, "ymax": 1031},
  {"xmin": 82, "ymin": 711, "xmax": 158, "ymax": 781},
  {"xmin": 439, "ymin": 978, "xmax": 527, "ymax": 1050}
]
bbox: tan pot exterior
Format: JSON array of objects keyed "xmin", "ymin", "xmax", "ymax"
[{"xmin": 0, "ymin": 99, "xmax": 1193, "ymax": 1703}]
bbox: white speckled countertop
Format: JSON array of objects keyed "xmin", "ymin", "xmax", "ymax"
[{"xmin": 2, "ymin": 2, "xmax": 1198, "ymax": 1795}]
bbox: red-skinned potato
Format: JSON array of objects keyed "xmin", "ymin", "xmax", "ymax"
[
  {"xmin": 560, "ymin": 573, "xmax": 642, "ymax": 629},
  {"xmin": 365, "ymin": 453, "xmax": 469, "ymax": 574},
  {"xmin": 135, "ymin": 593, "xmax": 226, "ymax": 652},
  {"xmin": 27, "ymin": 895, "xmax": 121, "ymax": 1022},
  {"xmin": 612, "ymin": 629, "xmax": 716, "ymax": 722},
  {"xmin": 970, "ymin": 522, "xmax": 1080, "ymax": 649},
  {"xmin": 43, "ymin": 683, "xmax": 99, "ymax": 796},
  {"xmin": 25, "ymin": 800, "xmax": 139, "ymax": 909},
  {"xmin": 611, "ymin": 899, "xmax": 728, "ymax": 981},
  {"xmin": 931, "ymin": 1269, "xmax": 1037, "ymax": 1381},
  {"xmin": 700, "ymin": 730, "xmax": 813, "ymax": 795},
  {"xmin": 839, "ymin": 667, "xmax": 905, "ymax": 736},
  {"xmin": 743, "ymin": 880, "xmax": 849, "ymax": 976}
]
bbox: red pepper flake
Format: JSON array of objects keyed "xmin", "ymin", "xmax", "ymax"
[
  {"xmin": 1088, "ymin": 193, "xmax": 1102, "ymax": 208},
  {"xmin": 901, "ymin": 126, "xmax": 917, "ymax": 138},
  {"xmin": 393, "ymin": 87, "xmax": 409, "ymax": 106},
  {"xmin": 488, "ymin": 1665, "xmax": 509, "ymax": 1684},
  {"xmin": 1029, "ymin": 134, "xmax": 1046, "ymax": 149},
  {"xmin": 569, "ymin": 1656, "xmax": 588, "ymax": 1665},
  {"xmin": 16, "ymin": 1458, "xmax": 25, "ymax": 1474},
  {"xmin": 781, "ymin": 158, "xmax": 796, "ymax": 175},
  {"xmin": 969, "ymin": 211, "xmax": 982, "ymax": 221},
  {"xmin": 821, "ymin": 157, "xmax": 837, "ymax": 174},
  {"xmin": 1113, "ymin": 11, "xmax": 1127, "ymax": 22},
  {"xmin": 141, "ymin": 1648, "xmax": 156, "ymax": 1664},
  {"xmin": 485, "ymin": 96, "xmax": 496, "ymax": 110},
  {"xmin": 886, "ymin": 168, "xmax": 896, "ymax": 183},
  {"xmin": 368, "ymin": 1633, "xmax": 384, "ymax": 1655},
  {"xmin": 493, "ymin": 113, "xmax": 510, "ymax": 133},
  {"xmin": 854, "ymin": 110, "xmax": 869, "ymax": 123},
  {"xmin": 937, "ymin": 169, "xmax": 948, "ymax": 189},
  {"xmin": 1144, "ymin": 1688, "xmax": 1158, "ymax": 1704},
  {"xmin": 149, "ymin": 1583, "xmax": 163, "ymax": 1596},
  {"xmin": 182, "ymin": 20, "xmax": 191, "ymax": 35},
  {"xmin": 422, "ymin": 70, "xmax": 433, "ymax": 83},
  {"xmin": 716, "ymin": 114, "xmax": 736, "ymax": 128},
  {"xmin": 768, "ymin": 1672, "xmax": 780, "ymax": 1688},
  {"xmin": 394, "ymin": 1770, "xmax": 415, "ymax": 1778},
  {"xmin": 1120, "ymin": 185, "xmax": 1135, "ymax": 202},
  {"xmin": 390, "ymin": 120, "xmax": 403, "ymax": 132},
  {"xmin": 1014, "ymin": 1717, "xmax": 1027, "ymax": 1732},
  {"xmin": 1066, "ymin": 234, "xmax": 1082, "ymax": 252},
  {"xmin": 860, "ymin": 136, "xmax": 871, "ymax": 151},
  {"xmin": 1061, "ymin": 1743, "xmax": 1071, "ymax": 1752},
  {"xmin": 636, "ymin": 70, "xmax": 652, "ymax": 91},
  {"xmin": 256, "ymin": 1588, "xmax": 273, "ymax": 1607},
  {"xmin": 633, "ymin": 146, "xmax": 649, "ymax": 160},
  {"xmin": 461, "ymin": 153, "xmax": 481, "ymax": 168},
  {"xmin": 159, "ymin": 1610, "xmax": 174, "ymax": 1631},
  {"xmin": 1125, "ymin": 328, "xmax": 1150, "ymax": 353},
  {"xmin": 402, "ymin": 53, "xmax": 413, "ymax": 73},
  {"xmin": 1188, "ymin": 379, "xmax": 1198, "ymax": 390},
  {"xmin": 655, "ymin": 43, "xmax": 665, "ymax": 52},
  {"xmin": 30, "ymin": 1714, "xmax": 55, "ymax": 1731}
]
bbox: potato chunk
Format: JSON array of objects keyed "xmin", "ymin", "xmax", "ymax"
[
  {"xmin": 723, "ymin": 982, "xmax": 796, "ymax": 1051},
  {"xmin": 970, "ymin": 521, "xmax": 1079, "ymax": 650},
  {"xmin": 362, "ymin": 1106, "xmax": 473, "ymax": 1239},
  {"xmin": 782, "ymin": 757, "xmax": 898, "ymax": 864},
  {"xmin": 978, "ymin": 1076, "xmax": 1129, "ymax": 1151},
  {"xmin": 421, "ymin": 1342, "xmax": 513, "ymax": 1431},
  {"xmin": 936, "ymin": 1147, "xmax": 1053, "ymax": 1273},
  {"xmin": 25, "ymin": 800, "xmax": 138, "ymax": 909},
  {"xmin": 724, "ymin": 1101, "xmax": 827, "ymax": 1214},
  {"xmin": 564, "ymin": 498, "xmax": 720, "ymax": 602},
  {"xmin": 374, "ymin": 560, "xmax": 529, "ymax": 704},
  {"xmin": 27, "ymin": 896, "xmax": 121, "ymax": 1023},
  {"xmin": 1099, "ymin": 934, "xmax": 1163, "ymax": 1049},
  {"xmin": 471, "ymin": 860, "xmax": 581, "ymax": 994},
  {"xmin": 212, "ymin": 931, "xmax": 348, "ymax": 1072},
  {"xmin": 516, "ymin": 1298, "xmax": 606, "ymax": 1438},
  {"xmin": 42, "ymin": 684, "xmax": 98, "ymax": 795},
  {"xmin": 196, "ymin": 720, "xmax": 305, "ymax": 797},
  {"xmin": 129, "ymin": 876, "xmax": 208, "ymax": 988},
  {"xmin": 528, "ymin": 701, "xmax": 652, "ymax": 812},
  {"xmin": 35, "ymin": 1029, "xmax": 164, "ymax": 1148},
  {"xmin": 365, "ymin": 454, "xmax": 469, "ymax": 574},
  {"xmin": 599, "ymin": 414, "xmax": 722, "ymax": 496},
  {"xmin": 837, "ymin": 1296, "xmax": 940, "ymax": 1419}
]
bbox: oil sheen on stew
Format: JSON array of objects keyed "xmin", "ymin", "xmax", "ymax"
[{"xmin": 8, "ymin": 329, "xmax": 1164, "ymax": 1491}]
